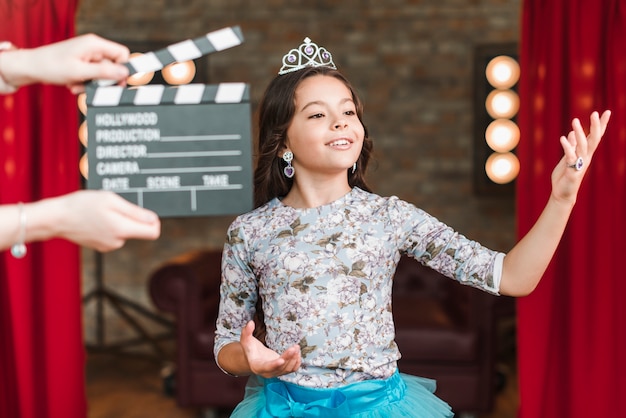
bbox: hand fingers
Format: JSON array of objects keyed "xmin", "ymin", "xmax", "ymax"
[
  {"xmin": 54, "ymin": 34, "xmax": 130, "ymax": 88},
  {"xmin": 572, "ymin": 117, "xmax": 588, "ymax": 157},
  {"xmin": 281, "ymin": 345, "xmax": 302, "ymax": 372},
  {"xmin": 75, "ymin": 35, "xmax": 130, "ymax": 88},
  {"xmin": 266, "ymin": 346, "xmax": 301, "ymax": 375},
  {"xmin": 95, "ymin": 61, "xmax": 130, "ymax": 81},
  {"xmin": 585, "ymin": 110, "xmax": 611, "ymax": 151},
  {"xmin": 247, "ymin": 340, "xmax": 301, "ymax": 377},
  {"xmin": 589, "ymin": 111, "xmax": 601, "ymax": 138},
  {"xmin": 94, "ymin": 238, "xmax": 126, "ymax": 252},
  {"xmin": 68, "ymin": 83, "xmax": 86, "ymax": 94},
  {"xmin": 563, "ymin": 110, "xmax": 611, "ymax": 166},
  {"xmin": 109, "ymin": 217, "xmax": 161, "ymax": 242},
  {"xmin": 115, "ymin": 215, "xmax": 160, "ymax": 241},
  {"xmin": 77, "ymin": 33, "xmax": 130, "ymax": 64},
  {"xmin": 103, "ymin": 195, "xmax": 160, "ymax": 240},
  {"xmin": 79, "ymin": 60, "xmax": 129, "ymax": 84},
  {"xmin": 97, "ymin": 37, "xmax": 130, "ymax": 64},
  {"xmin": 583, "ymin": 111, "xmax": 603, "ymax": 153},
  {"xmin": 560, "ymin": 134, "xmax": 577, "ymax": 165},
  {"xmin": 110, "ymin": 193, "xmax": 160, "ymax": 224},
  {"xmin": 240, "ymin": 321, "xmax": 255, "ymax": 342},
  {"xmin": 594, "ymin": 110, "xmax": 611, "ymax": 138}
]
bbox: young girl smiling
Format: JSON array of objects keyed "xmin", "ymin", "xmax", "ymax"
[{"xmin": 214, "ymin": 37, "xmax": 611, "ymax": 417}]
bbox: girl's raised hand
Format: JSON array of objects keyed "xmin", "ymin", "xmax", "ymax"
[{"xmin": 551, "ymin": 110, "xmax": 611, "ymax": 204}]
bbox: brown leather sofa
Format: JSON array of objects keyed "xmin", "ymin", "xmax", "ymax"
[{"xmin": 148, "ymin": 249, "xmax": 498, "ymax": 414}]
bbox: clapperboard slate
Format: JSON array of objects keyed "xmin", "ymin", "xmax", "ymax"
[{"xmin": 85, "ymin": 26, "xmax": 253, "ymax": 217}]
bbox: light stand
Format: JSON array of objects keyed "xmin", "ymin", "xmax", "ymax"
[{"xmin": 82, "ymin": 250, "xmax": 174, "ymax": 361}]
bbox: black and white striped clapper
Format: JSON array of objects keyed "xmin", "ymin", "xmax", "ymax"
[
  {"xmin": 85, "ymin": 27, "xmax": 253, "ymax": 218},
  {"xmin": 93, "ymin": 26, "xmax": 244, "ymax": 86}
]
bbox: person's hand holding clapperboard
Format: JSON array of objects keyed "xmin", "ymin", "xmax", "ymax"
[
  {"xmin": 85, "ymin": 26, "xmax": 254, "ymax": 218},
  {"xmin": 0, "ymin": 34, "xmax": 161, "ymax": 256}
]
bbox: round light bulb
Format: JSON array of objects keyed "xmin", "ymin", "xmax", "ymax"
[
  {"xmin": 127, "ymin": 53, "xmax": 154, "ymax": 86},
  {"xmin": 77, "ymin": 93, "xmax": 87, "ymax": 115},
  {"xmin": 79, "ymin": 153, "xmax": 89, "ymax": 180},
  {"xmin": 485, "ymin": 89, "xmax": 519, "ymax": 119},
  {"xmin": 78, "ymin": 120, "xmax": 88, "ymax": 147},
  {"xmin": 485, "ymin": 152, "xmax": 520, "ymax": 184},
  {"xmin": 486, "ymin": 55, "xmax": 520, "ymax": 89},
  {"xmin": 485, "ymin": 119, "xmax": 520, "ymax": 152},
  {"xmin": 162, "ymin": 61, "xmax": 196, "ymax": 85}
]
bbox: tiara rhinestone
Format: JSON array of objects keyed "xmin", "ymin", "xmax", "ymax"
[{"xmin": 278, "ymin": 37, "xmax": 337, "ymax": 75}]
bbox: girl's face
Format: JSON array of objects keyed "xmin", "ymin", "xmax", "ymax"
[{"xmin": 284, "ymin": 75, "xmax": 365, "ymax": 181}]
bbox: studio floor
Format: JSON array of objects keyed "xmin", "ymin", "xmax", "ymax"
[{"xmin": 85, "ymin": 341, "xmax": 518, "ymax": 418}]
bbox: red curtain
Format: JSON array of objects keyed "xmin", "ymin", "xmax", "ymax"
[
  {"xmin": 516, "ymin": 1, "xmax": 626, "ymax": 417},
  {"xmin": 0, "ymin": 1, "xmax": 85, "ymax": 418}
]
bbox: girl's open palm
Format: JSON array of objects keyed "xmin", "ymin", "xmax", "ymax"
[{"xmin": 240, "ymin": 321, "xmax": 302, "ymax": 378}]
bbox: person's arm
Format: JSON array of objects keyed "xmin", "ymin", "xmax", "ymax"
[
  {"xmin": 0, "ymin": 34, "xmax": 129, "ymax": 94},
  {"xmin": 499, "ymin": 110, "xmax": 611, "ymax": 296},
  {"xmin": 215, "ymin": 232, "xmax": 302, "ymax": 378},
  {"xmin": 0, "ymin": 190, "xmax": 160, "ymax": 253}
]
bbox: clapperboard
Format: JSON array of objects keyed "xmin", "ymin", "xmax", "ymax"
[{"xmin": 85, "ymin": 26, "xmax": 253, "ymax": 217}]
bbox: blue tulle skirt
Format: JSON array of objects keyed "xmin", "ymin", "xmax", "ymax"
[{"xmin": 230, "ymin": 371, "xmax": 454, "ymax": 417}]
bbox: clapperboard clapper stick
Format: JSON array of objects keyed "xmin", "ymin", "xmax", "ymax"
[
  {"xmin": 91, "ymin": 26, "xmax": 244, "ymax": 87},
  {"xmin": 85, "ymin": 26, "xmax": 254, "ymax": 218}
]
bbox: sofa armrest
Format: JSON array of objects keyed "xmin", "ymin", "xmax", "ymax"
[
  {"xmin": 148, "ymin": 249, "xmax": 223, "ymax": 346},
  {"xmin": 147, "ymin": 249, "xmax": 248, "ymax": 408},
  {"xmin": 149, "ymin": 249, "xmax": 221, "ymax": 306}
]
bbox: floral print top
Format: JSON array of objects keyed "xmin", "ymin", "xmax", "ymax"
[{"xmin": 214, "ymin": 187, "xmax": 504, "ymax": 388}]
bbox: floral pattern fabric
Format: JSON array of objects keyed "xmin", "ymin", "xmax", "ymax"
[{"xmin": 215, "ymin": 187, "xmax": 503, "ymax": 388}]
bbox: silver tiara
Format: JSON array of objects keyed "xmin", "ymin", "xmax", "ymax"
[{"xmin": 278, "ymin": 37, "xmax": 337, "ymax": 75}]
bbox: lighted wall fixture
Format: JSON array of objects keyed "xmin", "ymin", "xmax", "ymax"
[
  {"xmin": 77, "ymin": 92, "xmax": 89, "ymax": 180},
  {"xmin": 485, "ymin": 152, "xmax": 520, "ymax": 184},
  {"xmin": 485, "ymin": 119, "xmax": 520, "ymax": 153},
  {"xmin": 126, "ymin": 52, "xmax": 155, "ymax": 86},
  {"xmin": 485, "ymin": 89, "xmax": 519, "ymax": 120},
  {"xmin": 161, "ymin": 60, "xmax": 196, "ymax": 85},
  {"xmin": 485, "ymin": 55, "xmax": 520, "ymax": 89},
  {"xmin": 473, "ymin": 44, "xmax": 520, "ymax": 194}
]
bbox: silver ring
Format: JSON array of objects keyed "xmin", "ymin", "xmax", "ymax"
[{"xmin": 567, "ymin": 156, "xmax": 584, "ymax": 171}]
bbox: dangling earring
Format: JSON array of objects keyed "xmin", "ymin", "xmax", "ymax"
[
  {"xmin": 352, "ymin": 162, "xmax": 357, "ymax": 174},
  {"xmin": 283, "ymin": 151, "xmax": 295, "ymax": 178}
]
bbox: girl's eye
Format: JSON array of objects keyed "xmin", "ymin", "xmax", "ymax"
[
  {"xmin": 309, "ymin": 113, "xmax": 324, "ymax": 119},
  {"xmin": 345, "ymin": 110, "xmax": 356, "ymax": 116}
]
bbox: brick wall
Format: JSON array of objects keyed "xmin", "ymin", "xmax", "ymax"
[{"xmin": 77, "ymin": 0, "xmax": 521, "ymax": 345}]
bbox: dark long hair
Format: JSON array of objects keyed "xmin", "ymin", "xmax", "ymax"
[{"xmin": 253, "ymin": 66, "xmax": 373, "ymax": 207}]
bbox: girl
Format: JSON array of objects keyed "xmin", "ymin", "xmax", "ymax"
[{"xmin": 214, "ymin": 37, "xmax": 611, "ymax": 417}]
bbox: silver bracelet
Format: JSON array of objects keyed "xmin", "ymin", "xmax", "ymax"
[{"xmin": 10, "ymin": 202, "xmax": 27, "ymax": 258}]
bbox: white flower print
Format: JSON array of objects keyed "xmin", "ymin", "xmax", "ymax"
[{"xmin": 214, "ymin": 187, "xmax": 503, "ymax": 388}]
